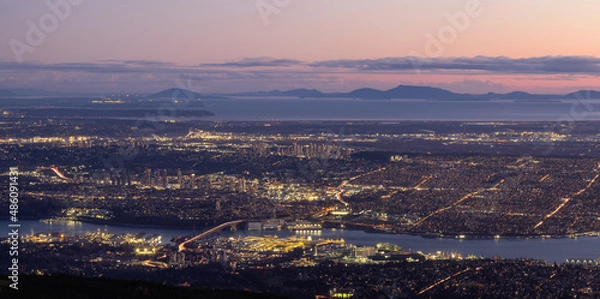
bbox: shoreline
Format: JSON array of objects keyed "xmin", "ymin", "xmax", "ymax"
[
  {"xmin": 322, "ymin": 221, "xmax": 600, "ymax": 240},
  {"xmin": 7, "ymin": 217, "xmax": 600, "ymax": 241}
]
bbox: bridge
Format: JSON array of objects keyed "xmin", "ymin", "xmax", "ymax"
[{"xmin": 178, "ymin": 220, "xmax": 245, "ymax": 252}]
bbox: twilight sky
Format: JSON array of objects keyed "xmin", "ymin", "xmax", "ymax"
[{"xmin": 1, "ymin": 0, "xmax": 600, "ymax": 94}]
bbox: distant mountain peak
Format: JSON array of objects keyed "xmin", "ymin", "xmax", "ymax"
[
  {"xmin": 230, "ymin": 84, "xmax": 600, "ymax": 101},
  {"xmin": 146, "ymin": 88, "xmax": 203, "ymax": 99},
  {"xmin": 566, "ymin": 90, "xmax": 600, "ymax": 98},
  {"xmin": 506, "ymin": 91, "xmax": 531, "ymax": 96}
]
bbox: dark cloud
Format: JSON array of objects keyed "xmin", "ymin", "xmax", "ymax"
[
  {"xmin": 2, "ymin": 56, "xmax": 600, "ymax": 94},
  {"xmin": 3, "ymin": 56, "xmax": 600, "ymax": 76},
  {"xmin": 0, "ymin": 60, "xmax": 164, "ymax": 74},
  {"xmin": 200, "ymin": 57, "xmax": 304, "ymax": 68},
  {"xmin": 97, "ymin": 60, "xmax": 177, "ymax": 67},
  {"xmin": 0, "ymin": 58, "xmax": 304, "ymax": 75},
  {"xmin": 309, "ymin": 56, "xmax": 600, "ymax": 75}
]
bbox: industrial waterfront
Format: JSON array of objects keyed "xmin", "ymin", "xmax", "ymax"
[{"xmin": 3, "ymin": 220, "xmax": 599, "ymax": 264}]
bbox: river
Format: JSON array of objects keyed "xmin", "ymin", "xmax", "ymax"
[{"xmin": 2, "ymin": 220, "xmax": 599, "ymax": 263}]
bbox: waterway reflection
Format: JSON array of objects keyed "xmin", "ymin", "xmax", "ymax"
[{"xmin": 3, "ymin": 220, "xmax": 598, "ymax": 263}]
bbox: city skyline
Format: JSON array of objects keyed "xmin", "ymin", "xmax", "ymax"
[{"xmin": 2, "ymin": 2, "xmax": 600, "ymax": 298}]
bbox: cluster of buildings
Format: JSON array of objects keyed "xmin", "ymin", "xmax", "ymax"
[{"xmin": 340, "ymin": 155, "xmax": 600, "ymax": 236}]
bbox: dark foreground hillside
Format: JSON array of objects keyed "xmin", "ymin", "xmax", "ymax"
[{"xmin": 1, "ymin": 274, "xmax": 290, "ymax": 299}]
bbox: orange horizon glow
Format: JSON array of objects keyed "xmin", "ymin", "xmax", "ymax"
[{"xmin": 1, "ymin": 0, "xmax": 599, "ymax": 93}]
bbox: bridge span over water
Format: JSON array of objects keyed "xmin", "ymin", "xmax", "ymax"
[{"xmin": 178, "ymin": 220, "xmax": 245, "ymax": 252}]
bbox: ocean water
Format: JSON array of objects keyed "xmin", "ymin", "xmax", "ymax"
[{"xmin": 198, "ymin": 98, "xmax": 600, "ymax": 121}]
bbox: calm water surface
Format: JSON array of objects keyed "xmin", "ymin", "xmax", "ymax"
[
  {"xmin": 199, "ymin": 98, "xmax": 600, "ymax": 121},
  {"xmin": 3, "ymin": 220, "xmax": 598, "ymax": 263}
]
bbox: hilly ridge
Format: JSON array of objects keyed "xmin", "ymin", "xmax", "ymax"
[
  {"xmin": 2, "ymin": 85, "xmax": 600, "ymax": 100},
  {"xmin": 226, "ymin": 84, "xmax": 600, "ymax": 100}
]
